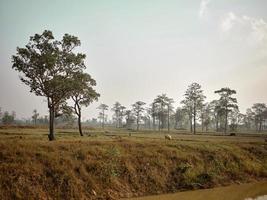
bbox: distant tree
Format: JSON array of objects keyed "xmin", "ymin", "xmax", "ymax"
[
  {"xmin": 0, "ymin": 107, "xmax": 2, "ymax": 123},
  {"xmin": 125, "ymin": 110, "xmax": 135, "ymax": 130},
  {"xmin": 153, "ymin": 94, "xmax": 171, "ymax": 131},
  {"xmin": 12, "ymin": 30, "xmax": 87, "ymax": 140},
  {"xmin": 112, "ymin": 102, "xmax": 121, "ymax": 128},
  {"xmin": 166, "ymin": 97, "xmax": 174, "ymax": 132},
  {"xmin": 181, "ymin": 99, "xmax": 193, "ymax": 132},
  {"xmin": 119, "ymin": 105, "xmax": 126, "ymax": 127},
  {"xmin": 201, "ymin": 103, "xmax": 212, "ymax": 132},
  {"xmin": 112, "ymin": 102, "xmax": 125, "ymax": 128},
  {"xmin": 182, "ymin": 83, "xmax": 206, "ymax": 134},
  {"xmin": 97, "ymin": 104, "xmax": 109, "ymax": 128},
  {"xmin": 32, "ymin": 109, "xmax": 39, "ymax": 126},
  {"xmin": 132, "ymin": 101, "xmax": 146, "ymax": 131},
  {"xmin": 141, "ymin": 115, "xmax": 150, "ymax": 129},
  {"xmin": 215, "ymin": 87, "xmax": 238, "ymax": 134},
  {"xmin": 228, "ymin": 107, "xmax": 241, "ymax": 132},
  {"xmin": 244, "ymin": 108, "xmax": 255, "ymax": 130},
  {"xmin": 209, "ymin": 100, "xmax": 221, "ymax": 132},
  {"xmin": 174, "ymin": 107, "xmax": 188, "ymax": 130},
  {"xmin": 70, "ymin": 72, "xmax": 100, "ymax": 136},
  {"xmin": 91, "ymin": 118, "xmax": 98, "ymax": 125},
  {"xmin": 37, "ymin": 115, "xmax": 49, "ymax": 125},
  {"xmin": 2, "ymin": 111, "xmax": 15, "ymax": 125},
  {"xmin": 145, "ymin": 107, "xmax": 152, "ymax": 129},
  {"xmin": 148, "ymin": 102, "xmax": 158, "ymax": 130},
  {"xmin": 252, "ymin": 103, "xmax": 266, "ymax": 132},
  {"xmin": 56, "ymin": 113, "xmax": 76, "ymax": 127}
]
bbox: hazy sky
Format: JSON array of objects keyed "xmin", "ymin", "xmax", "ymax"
[{"xmin": 0, "ymin": 0, "xmax": 267, "ymax": 121}]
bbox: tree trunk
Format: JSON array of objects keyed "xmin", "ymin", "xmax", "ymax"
[
  {"xmin": 167, "ymin": 106, "xmax": 170, "ymax": 132},
  {"xmin": 48, "ymin": 104, "xmax": 55, "ymax": 141},
  {"xmin": 102, "ymin": 110, "xmax": 105, "ymax": 129},
  {"xmin": 190, "ymin": 114, "xmax": 192, "ymax": 133},
  {"xmin": 148, "ymin": 116, "xmax": 151, "ymax": 129},
  {"xmin": 259, "ymin": 118, "xmax": 262, "ymax": 132},
  {"xmin": 78, "ymin": 113, "xmax": 83, "ymax": 136},
  {"xmin": 225, "ymin": 108, "xmax": 228, "ymax": 134},
  {"xmin": 137, "ymin": 114, "xmax": 139, "ymax": 131},
  {"xmin": 153, "ymin": 115, "xmax": 155, "ymax": 130},
  {"xmin": 189, "ymin": 107, "xmax": 193, "ymax": 133},
  {"xmin": 201, "ymin": 115, "xmax": 204, "ymax": 132},
  {"xmin": 158, "ymin": 115, "xmax": 160, "ymax": 131},
  {"xmin": 215, "ymin": 116, "xmax": 218, "ymax": 132}
]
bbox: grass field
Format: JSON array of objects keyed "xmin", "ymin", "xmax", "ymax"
[{"xmin": 0, "ymin": 126, "xmax": 266, "ymax": 199}]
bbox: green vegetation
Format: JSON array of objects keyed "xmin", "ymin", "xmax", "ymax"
[
  {"xmin": 12, "ymin": 30, "xmax": 99, "ymax": 140},
  {"xmin": 0, "ymin": 127, "xmax": 266, "ymax": 199}
]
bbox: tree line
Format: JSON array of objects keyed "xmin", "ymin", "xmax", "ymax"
[
  {"xmin": 97, "ymin": 83, "xmax": 267, "ymax": 134},
  {"xmin": 0, "ymin": 108, "xmax": 16, "ymax": 125},
  {"xmin": 11, "ymin": 30, "xmax": 267, "ymax": 140}
]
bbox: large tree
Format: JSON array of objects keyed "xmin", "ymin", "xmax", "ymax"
[
  {"xmin": 70, "ymin": 72, "xmax": 100, "ymax": 136},
  {"xmin": 181, "ymin": 83, "xmax": 206, "ymax": 134},
  {"xmin": 214, "ymin": 87, "xmax": 238, "ymax": 134},
  {"xmin": 12, "ymin": 30, "xmax": 86, "ymax": 140},
  {"xmin": 132, "ymin": 101, "xmax": 146, "ymax": 131}
]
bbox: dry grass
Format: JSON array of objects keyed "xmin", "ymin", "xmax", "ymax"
[{"xmin": 0, "ymin": 128, "xmax": 266, "ymax": 200}]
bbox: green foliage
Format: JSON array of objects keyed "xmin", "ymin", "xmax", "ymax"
[
  {"xmin": 112, "ymin": 102, "xmax": 126, "ymax": 128},
  {"xmin": 181, "ymin": 83, "xmax": 206, "ymax": 134},
  {"xmin": 215, "ymin": 88, "xmax": 238, "ymax": 112},
  {"xmin": 132, "ymin": 101, "xmax": 146, "ymax": 130},
  {"xmin": 214, "ymin": 87, "xmax": 238, "ymax": 133},
  {"xmin": 12, "ymin": 30, "xmax": 96, "ymax": 140},
  {"xmin": 32, "ymin": 109, "xmax": 39, "ymax": 125},
  {"xmin": 251, "ymin": 103, "xmax": 267, "ymax": 132},
  {"xmin": 2, "ymin": 111, "xmax": 15, "ymax": 125},
  {"xmin": 152, "ymin": 94, "xmax": 174, "ymax": 131},
  {"xmin": 98, "ymin": 104, "xmax": 109, "ymax": 128},
  {"xmin": 69, "ymin": 72, "xmax": 100, "ymax": 135}
]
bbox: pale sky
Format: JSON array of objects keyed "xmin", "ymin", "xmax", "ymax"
[{"xmin": 0, "ymin": 0, "xmax": 267, "ymax": 121}]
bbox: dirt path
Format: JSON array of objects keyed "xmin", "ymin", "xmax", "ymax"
[{"xmin": 127, "ymin": 182, "xmax": 267, "ymax": 200}]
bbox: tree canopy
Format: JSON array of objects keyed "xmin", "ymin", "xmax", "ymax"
[{"xmin": 12, "ymin": 30, "xmax": 97, "ymax": 140}]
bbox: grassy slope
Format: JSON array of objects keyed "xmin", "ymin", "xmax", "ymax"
[{"xmin": 0, "ymin": 128, "xmax": 266, "ymax": 200}]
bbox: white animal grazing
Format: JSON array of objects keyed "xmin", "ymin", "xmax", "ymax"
[{"xmin": 165, "ymin": 134, "xmax": 172, "ymax": 140}]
